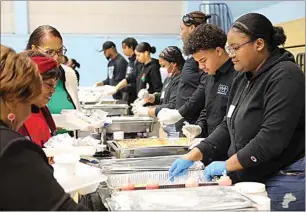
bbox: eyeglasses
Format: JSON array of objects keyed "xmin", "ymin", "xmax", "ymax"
[
  {"xmin": 37, "ymin": 45, "xmax": 67, "ymax": 57},
  {"xmin": 43, "ymin": 82, "xmax": 56, "ymax": 91},
  {"xmin": 225, "ymin": 40, "xmax": 253, "ymax": 56}
]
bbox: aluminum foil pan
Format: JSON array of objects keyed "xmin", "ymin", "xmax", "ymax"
[
  {"xmin": 107, "ymin": 186, "xmax": 254, "ymax": 210},
  {"xmin": 106, "ymin": 170, "xmax": 208, "ymax": 189},
  {"xmin": 100, "ymin": 155, "xmax": 204, "ymax": 174}
]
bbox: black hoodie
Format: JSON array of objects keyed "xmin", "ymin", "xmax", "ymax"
[
  {"xmin": 126, "ymin": 58, "xmax": 162, "ymax": 94},
  {"xmin": 197, "ymin": 48, "xmax": 305, "ymax": 183}
]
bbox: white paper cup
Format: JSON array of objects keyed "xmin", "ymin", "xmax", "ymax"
[{"xmin": 53, "ymin": 154, "xmax": 80, "ymax": 179}]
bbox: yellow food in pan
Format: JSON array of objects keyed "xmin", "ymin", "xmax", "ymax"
[{"xmin": 117, "ymin": 137, "xmax": 190, "ymax": 148}]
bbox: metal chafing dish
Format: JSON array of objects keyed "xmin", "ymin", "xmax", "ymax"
[
  {"xmin": 82, "ymin": 104, "xmax": 129, "ymax": 116},
  {"xmin": 106, "ymin": 138, "xmax": 192, "ymax": 158},
  {"xmin": 105, "ymin": 116, "xmax": 155, "ymax": 134},
  {"xmin": 82, "ymin": 99, "xmax": 119, "ymax": 105}
]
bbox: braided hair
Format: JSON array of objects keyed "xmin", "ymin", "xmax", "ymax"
[{"xmin": 159, "ymin": 46, "xmax": 185, "ymax": 70}]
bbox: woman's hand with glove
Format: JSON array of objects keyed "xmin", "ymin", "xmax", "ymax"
[
  {"xmin": 182, "ymin": 124, "xmax": 202, "ymax": 140},
  {"xmin": 132, "ymin": 105, "xmax": 149, "ymax": 116}
]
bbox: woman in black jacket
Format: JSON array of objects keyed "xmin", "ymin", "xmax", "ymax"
[
  {"xmin": 103, "ymin": 42, "xmax": 163, "ymax": 96},
  {"xmin": 168, "ymin": 13, "xmax": 305, "ymax": 211},
  {"xmin": 132, "ymin": 46, "xmax": 185, "ymax": 118},
  {"xmin": 0, "ymin": 45, "xmax": 88, "ymax": 211}
]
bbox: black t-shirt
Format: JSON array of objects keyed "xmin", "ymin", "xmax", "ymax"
[
  {"xmin": 122, "ymin": 54, "xmax": 142, "ymax": 104},
  {"xmin": 196, "ymin": 59, "xmax": 237, "ymax": 137},
  {"xmin": 103, "ymin": 54, "xmax": 128, "ymax": 99},
  {"xmin": 126, "ymin": 58, "xmax": 163, "ymax": 94}
]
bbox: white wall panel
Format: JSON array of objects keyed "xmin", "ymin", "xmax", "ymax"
[
  {"xmin": 1, "ymin": 1, "xmax": 14, "ymax": 33},
  {"xmin": 28, "ymin": 1, "xmax": 184, "ymax": 34}
]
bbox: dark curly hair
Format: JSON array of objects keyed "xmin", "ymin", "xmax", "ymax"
[{"xmin": 184, "ymin": 24, "xmax": 227, "ymax": 55}]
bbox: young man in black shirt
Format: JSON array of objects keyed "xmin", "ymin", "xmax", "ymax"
[
  {"xmin": 179, "ymin": 24, "xmax": 236, "ymax": 140},
  {"xmin": 96, "ymin": 41, "xmax": 128, "ymax": 100},
  {"xmin": 121, "ymin": 37, "xmax": 142, "ymax": 104}
]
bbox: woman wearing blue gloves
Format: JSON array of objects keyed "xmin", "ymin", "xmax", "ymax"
[{"xmin": 169, "ymin": 13, "xmax": 305, "ymax": 211}]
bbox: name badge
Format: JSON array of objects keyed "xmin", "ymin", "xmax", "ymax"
[
  {"xmin": 227, "ymin": 105, "xmax": 235, "ymax": 118},
  {"xmin": 161, "ymin": 91, "xmax": 165, "ymax": 99}
]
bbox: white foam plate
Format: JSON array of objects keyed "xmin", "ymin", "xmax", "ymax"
[
  {"xmin": 43, "ymin": 145, "xmax": 104, "ymax": 157},
  {"xmin": 53, "ymin": 162, "xmax": 107, "ymax": 195}
]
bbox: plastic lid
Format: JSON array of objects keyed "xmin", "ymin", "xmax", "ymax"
[{"xmin": 234, "ymin": 182, "xmax": 266, "ymax": 194}]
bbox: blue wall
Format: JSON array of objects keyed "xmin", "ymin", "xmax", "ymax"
[
  {"xmin": 1, "ymin": 1, "xmax": 305, "ymax": 86},
  {"xmin": 1, "ymin": 35, "xmax": 181, "ymax": 86}
]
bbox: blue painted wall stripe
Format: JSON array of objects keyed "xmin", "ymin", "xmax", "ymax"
[{"xmin": 13, "ymin": 0, "xmax": 29, "ymax": 34}]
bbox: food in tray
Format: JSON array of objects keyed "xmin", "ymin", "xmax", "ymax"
[
  {"xmin": 146, "ymin": 180, "xmax": 160, "ymax": 190},
  {"xmin": 117, "ymin": 137, "xmax": 190, "ymax": 148},
  {"xmin": 121, "ymin": 182, "xmax": 135, "ymax": 191},
  {"xmin": 217, "ymin": 175, "xmax": 232, "ymax": 186},
  {"xmin": 146, "ymin": 183, "xmax": 159, "ymax": 190},
  {"xmin": 185, "ymin": 177, "xmax": 199, "ymax": 188}
]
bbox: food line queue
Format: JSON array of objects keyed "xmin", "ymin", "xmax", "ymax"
[{"xmin": 0, "ymin": 11, "xmax": 304, "ymax": 211}]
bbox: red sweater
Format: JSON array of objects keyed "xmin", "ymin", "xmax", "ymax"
[{"xmin": 19, "ymin": 107, "xmax": 56, "ymax": 148}]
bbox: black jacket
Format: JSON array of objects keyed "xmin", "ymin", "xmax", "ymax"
[
  {"xmin": 103, "ymin": 54, "xmax": 128, "ymax": 99},
  {"xmin": 154, "ymin": 73, "xmax": 181, "ymax": 116},
  {"xmin": 176, "ymin": 57, "xmax": 207, "ymax": 128},
  {"xmin": 0, "ymin": 122, "xmax": 89, "ymax": 211},
  {"xmin": 122, "ymin": 54, "xmax": 141, "ymax": 104},
  {"xmin": 126, "ymin": 58, "xmax": 163, "ymax": 94},
  {"xmin": 196, "ymin": 48, "xmax": 305, "ymax": 183},
  {"xmin": 196, "ymin": 59, "xmax": 237, "ymax": 137}
]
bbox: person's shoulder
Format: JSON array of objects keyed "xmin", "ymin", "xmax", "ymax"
[
  {"xmin": 150, "ymin": 58, "xmax": 160, "ymax": 68},
  {"xmin": 272, "ymin": 60, "xmax": 304, "ymax": 81},
  {"xmin": 0, "ymin": 128, "xmax": 44, "ymax": 159},
  {"xmin": 117, "ymin": 54, "xmax": 128, "ymax": 63},
  {"xmin": 60, "ymin": 64, "xmax": 75, "ymax": 74}
]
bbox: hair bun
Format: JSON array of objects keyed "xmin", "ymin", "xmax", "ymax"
[
  {"xmin": 150, "ymin": 46, "xmax": 156, "ymax": 54},
  {"xmin": 272, "ymin": 26, "xmax": 287, "ymax": 47}
]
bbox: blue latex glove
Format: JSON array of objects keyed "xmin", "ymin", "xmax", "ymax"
[
  {"xmin": 204, "ymin": 161, "xmax": 228, "ymax": 181},
  {"xmin": 169, "ymin": 158, "xmax": 194, "ymax": 180}
]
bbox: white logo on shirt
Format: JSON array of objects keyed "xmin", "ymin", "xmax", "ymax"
[
  {"xmin": 217, "ymin": 84, "xmax": 229, "ymax": 95},
  {"xmin": 108, "ymin": 66, "xmax": 114, "ymax": 79},
  {"xmin": 251, "ymin": 156, "xmax": 257, "ymax": 162}
]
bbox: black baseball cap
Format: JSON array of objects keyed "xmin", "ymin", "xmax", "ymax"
[{"xmin": 99, "ymin": 41, "xmax": 116, "ymax": 52}]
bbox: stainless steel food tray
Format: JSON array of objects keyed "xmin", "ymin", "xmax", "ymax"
[
  {"xmin": 99, "ymin": 155, "xmax": 204, "ymax": 174},
  {"xmin": 106, "ymin": 186, "xmax": 255, "ymax": 211},
  {"xmin": 82, "ymin": 104, "xmax": 129, "ymax": 116},
  {"xmin": 105, "ymin": 116, "xmax": 155, "ymax": 133},
  {"xmin": 83, "ymin": 99, "xmax": 118, "ymax": 105},
  {"xmin": 106, "ymin": 140, "xmax": 189, "ymax": 158}
]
